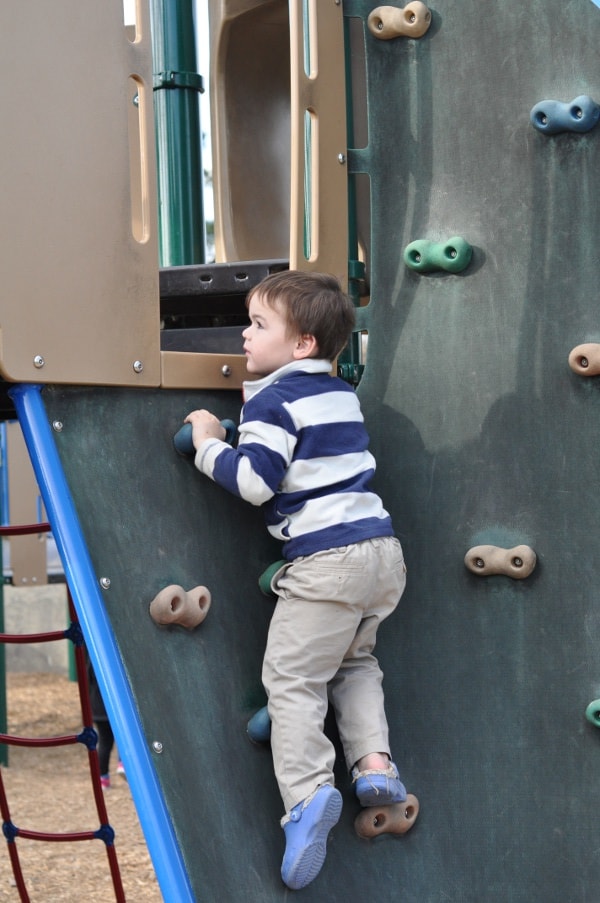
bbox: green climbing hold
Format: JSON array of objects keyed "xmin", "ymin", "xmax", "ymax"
[{"xmin": 403, "ymin": 236, "xmax": 473, "ymax": 274}]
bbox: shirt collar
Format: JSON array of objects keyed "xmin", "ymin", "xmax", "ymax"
[{"xmin": 243, "ymin": 358, "xmax": 332, "ymax": 402}]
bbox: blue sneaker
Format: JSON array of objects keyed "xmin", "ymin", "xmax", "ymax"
[
  {"xmin": 281, "ymin": 784, "xmax": 342, "ymax": 890},
  {"xmin": 352, "ymin": 761, "xmax": 407, "ymax": 807}
]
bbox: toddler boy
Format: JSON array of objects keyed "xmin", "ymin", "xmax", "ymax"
[{"xmin": 185, "ymin": 270, "xmax": 407, "ymax": 890}]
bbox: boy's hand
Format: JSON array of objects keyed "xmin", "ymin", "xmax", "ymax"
[{"xmin": 184, "ymin": 410, "xmax": 227, "ymax": 449}]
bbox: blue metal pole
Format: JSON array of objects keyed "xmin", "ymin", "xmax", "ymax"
[{"xmin": 8, "ymin": 384, "xmax": 195, "ymax": 903}]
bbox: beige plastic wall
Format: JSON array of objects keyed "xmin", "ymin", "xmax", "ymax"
[{"xmin": 0, "ymin": 1, "xmax": 160, "ymax": 387}]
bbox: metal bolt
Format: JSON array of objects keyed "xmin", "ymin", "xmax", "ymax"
[
  {"xmin": 33, "ymin": 355, "xmax": 45, "ymax": 369},
  {"xmin": 475, "ymin": 558, "xmax": 485, "ymax": 569},
  {"xmin": 99, "ymin": 577, "xmax": 111, "ymax": 590},
  {"xmin": 152, "ymin": 741, "xmax": 164, "ymax": 754},
  {"xmin": 338, "ymin": 153, "xmax": 346, "ymax": 165},
  {"xmin": 512, "ymin": 557, "xmax": 523, "ymax": 568},
  {"xmin": 133, "ymin": 93, "xmax": 140, "ymax": 106},
  {"xmin": 52, "ymin": 421, "xmax": 63, "ymax": 432},
  {"xmin": 221, "ymin": 365, "xmax": 232, "ymax": 377},
  {"xmin": 580, "ymin": 357, "xmax": 589, "ymax": 368},
  {"xmin": 133, "ymin": 360, "xmax": 144, "ymax": 373}
]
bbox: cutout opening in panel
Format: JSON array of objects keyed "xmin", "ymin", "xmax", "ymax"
[
  {"xmin": 123, "ymin": 0, "xmax": 138, "ymax": 42},
  {"xmin": 128, "ymin": 75, "xmax": 151, "ymax": 244}
]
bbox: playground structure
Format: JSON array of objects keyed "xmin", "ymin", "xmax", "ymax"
[{"xmin": 1, "ymin": 0, "xmax": 600, "ymax": 900}]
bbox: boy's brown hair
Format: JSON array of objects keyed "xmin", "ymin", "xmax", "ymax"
[{"xmin": 246, "ymin": 270, "xmax": 356, "ymax": 361}]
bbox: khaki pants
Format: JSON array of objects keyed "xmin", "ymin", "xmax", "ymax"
[{"xmin": 263, "ymin": 535, "xmax": 406, "ymax": 813}]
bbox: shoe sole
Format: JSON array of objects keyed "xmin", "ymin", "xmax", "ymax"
[{"xmin": 282, "ymin": 789, "xmax": 342, "ymax": 890}]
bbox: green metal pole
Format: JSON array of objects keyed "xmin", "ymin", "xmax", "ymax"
[{"xmin": 150, "ymin": 0, "xmax": 206, "ymax": 266}]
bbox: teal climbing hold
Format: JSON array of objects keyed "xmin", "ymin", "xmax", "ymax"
[
  {"xmin": 173, "ymin": 419, "xmax": 237, "ymax": 455},
  {"xmin": 258, "ymin": 559, "xmax": 286, "ymax": 595},
  {"xmin": 403, "ymin": 236, "xmax": 473, "ymax": 274},
  {"xmin": 585, "ymin": 699, "xmax": 600, "ymax": 728}
]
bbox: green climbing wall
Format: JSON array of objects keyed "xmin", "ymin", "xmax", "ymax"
[{"xmin": 348, "ymin": 0, "xmax": 600, "ymax": 899}]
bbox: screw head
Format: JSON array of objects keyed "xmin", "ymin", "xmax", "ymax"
[
  {"xmin": 221, "ymin": 365, "xmax": 232, "ymax": 377},
  {"xmin": 152, "ymin": 741, "xmax": 164, "ymax": 754},
  {"xmin": 99, "ymin": 577, "xmax": 111, "ymax": 590},
  {"xmin": 33, "ymin": 355, "xmax": 45, "ymax": 369},
  {"xmin": 52, "ymin": 421, "xmax": 63, "ymax": 432},
  {"xmin": 338, "ymin": 153, "xmax": 346, "ymax": 164},
  {"xmin": 133, "ymin": 360, "xmax": 144, "ymax": 373}
]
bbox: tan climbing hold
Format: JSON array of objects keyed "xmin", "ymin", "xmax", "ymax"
[
  {"xmin": 354, "ymin": 794, "xmax": 419, "ymax": 838},
  {"xmin": 368, "ymin": 3, "xmax": 432, "ymax": 40},
  {"xmin": 568, "ymin": 343, "xmax": 600, "ymax": 376},
  {"xmin": 464, "ymin": 544, "xmax": 536, "ymax": 579},
  {"xmin": 149, "ymin": 584, "xmax": 211, "ymax": 629}
]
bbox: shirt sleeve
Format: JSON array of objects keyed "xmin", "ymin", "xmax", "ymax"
[{"xmin": 193, "ymin": 392, "xmax": 297, "ymax": 506}]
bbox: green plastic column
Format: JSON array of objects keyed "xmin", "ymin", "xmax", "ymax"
[{"xmin": 150, "ymin": 0, "xmax": 205, "ymax": 266}]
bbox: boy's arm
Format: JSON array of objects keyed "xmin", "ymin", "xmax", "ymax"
[{"xmin": 185, "ymin": 402, "xmax": 295, "ymax": 507}]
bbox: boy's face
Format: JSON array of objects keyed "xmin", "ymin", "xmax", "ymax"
[{"xmin": 243, "ymin": 292, "xmax": 307, "ymax": 376}]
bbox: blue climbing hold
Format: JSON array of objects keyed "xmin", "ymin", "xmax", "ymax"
[
  {"xmin": 247, "ymin": 706, "xmax": 271, "ymax": 744},
  {"xmin": 530, "ymin": 95, "xmax": 600, "ymax": 135}
]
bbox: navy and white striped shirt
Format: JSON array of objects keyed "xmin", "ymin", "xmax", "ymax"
[{"xmin": 195, "ymin": 359, "xmax": 394, "ymax": 560}]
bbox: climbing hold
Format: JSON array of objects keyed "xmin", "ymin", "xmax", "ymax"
[
  {"xmin": 568, "ymin": 343, "xmax": 600, "ymax": 376},
  {"xmin": 258, "ymin": 559, "xmax": 287, "ymax": 596},
  {"xmin": 403, "ymin": 236, "xmax": 472, "ymax": 274},
  {"xmin": 585, "ymin": 699, "xmax": 600, "ymax": 728},
  {"xmin": 149, "ymin": 584, "xmax": 211, "ymax": 629},
  {"xmin": 530, "ymin": 95, "xmax": 600, "ymax": 135},
  {"xmin": 464, "ymin": 544, "xmax": 536, "ymax": 579},
  {"xmin": 173, "ymin": 418, "xmax": 237, "ymax": 455},
  {"xmin": 247, "ymin": 706, "xmax": 271, "ymax": 744},
  {"xmin": 354, "ymin": 794, "xmax": 419, "ymax": 839},
  {"xmin": 367, "ymin": 2, "xmax": 432, "ymax": 39}
]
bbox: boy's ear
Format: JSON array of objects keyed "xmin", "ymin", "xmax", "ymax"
[{"xmin": 293, "ymin": 333, "xmax": 319, "ymax": 360}]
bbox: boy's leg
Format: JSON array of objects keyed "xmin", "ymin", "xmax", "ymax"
[
  {"xmin": 264, "ymin": 553, "xmax": 367, "ymax": 890},
  {"xmin": 262, "ymin": 580, "xmax": 361, "ymax": 813},
  {"xmin": 327, "ymin": 536, "xmax": 406, "ymax": 770}
]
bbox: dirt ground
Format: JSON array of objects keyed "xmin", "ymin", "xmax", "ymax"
[{"xmin": 0, "ymin": 673, "xmax": 163, "ymax": 902}]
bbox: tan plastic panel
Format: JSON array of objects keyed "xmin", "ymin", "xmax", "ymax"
[
  {"xmin": 289, "ymin": 0, "xmax": 348, "ymax": 285},
  {"xmin": 6, "ymin": 423, "xmax": 47, "ymax": 585},
  {"xmin": 209, "ymin": 0, "xmax": 348, "ymax": 284},
  {"xmin": 0, "ymin": 1, "xmax": 160, "ymax": 387},
  {"xmin": 161, "ymin": 351, "xmax": 249, "ymax": 390}
]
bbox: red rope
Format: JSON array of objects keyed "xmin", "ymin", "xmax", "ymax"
[{"xmin": 0, "ymin": 523, "xmax": 50, "ymax": 536}]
